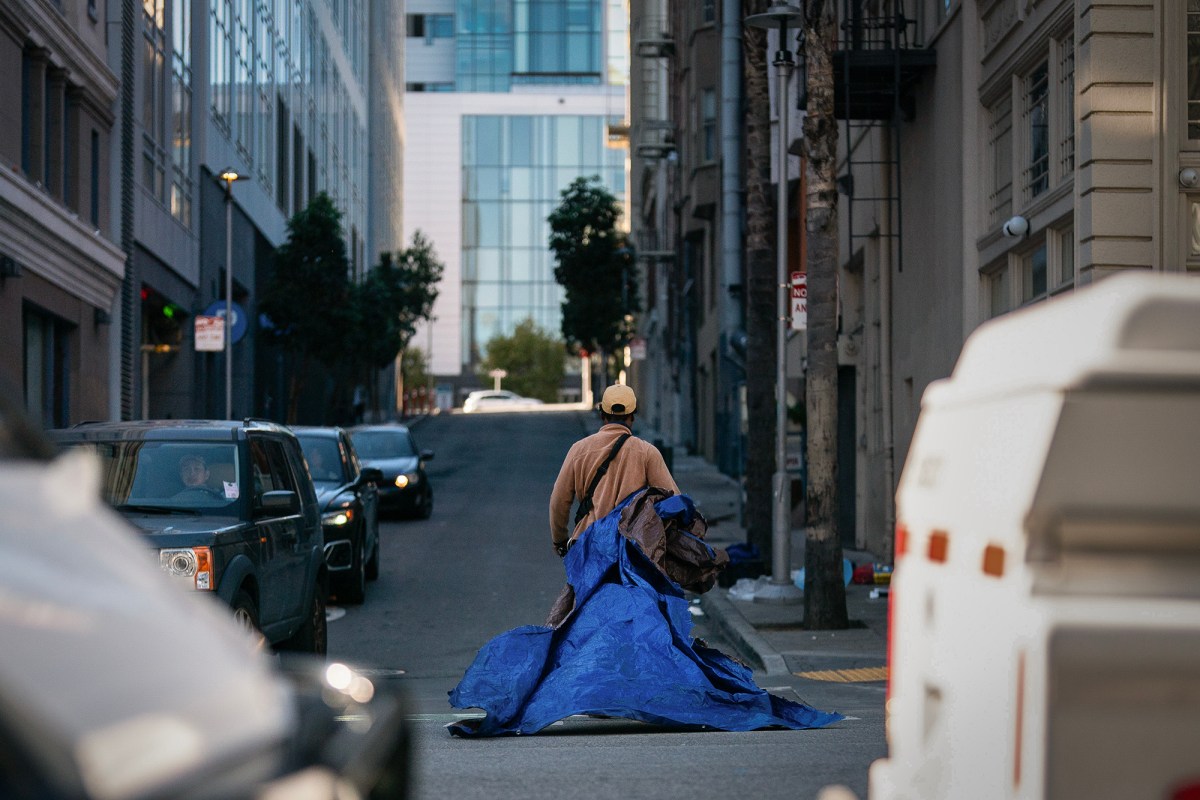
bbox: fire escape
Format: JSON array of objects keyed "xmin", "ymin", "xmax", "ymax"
[{"xmin": 834, "ymin": 0, "xmax": 935, "ymax": 272}]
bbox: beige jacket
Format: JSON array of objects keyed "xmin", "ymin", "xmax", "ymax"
[{"xmin": 549, "ymin": 423, "xmax": 679, "ymax": 547}]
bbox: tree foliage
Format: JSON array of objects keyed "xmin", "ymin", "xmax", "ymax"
[
  {"xmin": 347, "ymin": 231, "xmax": 444, "ymax": 374},
  {"xmin": 260, "ymin": 193, "xmax": 352, "ymax": 366},
  {"xmin": 477, "ymin": 318, "xmax": 566, "ymax": 402},
  {"xmin": 547, "ymin": 176, "xmax": 638, "ymax": 358},
  {"xmin": 259, "ymin": 193, "xmax": 354, "ymax": 421}
]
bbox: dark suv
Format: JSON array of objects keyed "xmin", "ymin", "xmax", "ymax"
[{"xmin": 47, "ymin": 419, "xmax": 327, "ymax": 655}]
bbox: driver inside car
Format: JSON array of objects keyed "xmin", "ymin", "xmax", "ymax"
[{"xmin": 178, "ymin": 454, "xmax": 211, "ymax": 489}]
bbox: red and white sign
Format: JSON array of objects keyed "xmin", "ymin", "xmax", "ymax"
[
  {"xmin": 790, "ymin": 271, "xmax": 808, "ymax": 331},
  {"xmin": 629, "ymin": 337, "xmax": 647, "ymax": 361},
  {"xmin": 194, "ymin": 315, "xmax": 225, "ymax": 352}
]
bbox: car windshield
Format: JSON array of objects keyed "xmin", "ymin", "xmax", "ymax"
[
  {"xmin": 297, "ymin": 436, "xmax": 346, "ymax": 483},
  {"xmin": 351, "ymin": 430, "xmax": 415, "ymax": 459},
  {"xmin": 70, "ymin": 441, "xmax": 242, "ymax": 514}
]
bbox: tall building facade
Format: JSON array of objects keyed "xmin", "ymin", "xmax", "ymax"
[
  {"xmin": 0, "ymin": 0, "xmax": 124, "ymax": 426},
  {"xmin": 109, "ymin": 0, "xmax": 386, "ymax": 422},
  {"xmin": 403, "ymin": 0, "xmax": 628, "ymax": 401}
]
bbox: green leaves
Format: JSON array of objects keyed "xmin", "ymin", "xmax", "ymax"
[
  {"xmin": 547, "ymin": 176, "xmax": 638, "ymax": 355},
  {"xmin": 477, "ymin": 318, "xmax": 566, "ymax": 402}
]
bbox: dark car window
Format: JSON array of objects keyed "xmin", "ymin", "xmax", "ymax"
[
  {"xmin": 351, "ymin": 430, "xmax": 416, "ymax": 459},
  {"xmin": 298, "ymin": 436, "xmax": 347, "ymax": 483},
  {"xmin": 69, "ymin": 441, "xmax": 242, "ymax": 514},
  {"xmin": 341, "ymin": 433, "xmax": 362, "ymax": 477},
  {"xmin": 250, "ymin": 437, "xmax": 297, "ymax": 498}
]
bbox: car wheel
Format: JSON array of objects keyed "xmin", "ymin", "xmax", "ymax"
[
  {"xmin": 231, "ymin": 589, "xmax": 267, "ymax": 650},
  {"xmin": 279, "ymin": 583, "xmax": 327, "ymax": 657},
  {"xmin": 365, "ymin": 520, "xmax": 380, "ymax": 582},
  {"xmin": 336, "ymin": 531, "xmax": 367, "ymax": 605},
  {"xmin": 416, "ymin": 486, "xmax": 433, "ymax": 520}
]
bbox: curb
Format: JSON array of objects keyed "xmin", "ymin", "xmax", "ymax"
[{"xmin": 699, "ymin": 589, "xmax": 790, "ymax": 676}]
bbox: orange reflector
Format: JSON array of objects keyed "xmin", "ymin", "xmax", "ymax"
[
  {"xmin": 927, "ymin": 530, "xmax": 949, "ymax": 563},
  {"xmin": 194, "ymin": 547, "xmax": 214, "ymax": 591},
  {"xmin": 982, "ymin": 544, "xmax": 1005, "ymax": 577},
  {"xmin": 895, "ymin": 523, "xmax": 909, "ymax": 558}
]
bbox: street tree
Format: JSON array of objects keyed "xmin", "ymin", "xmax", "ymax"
[
  {"xmin": 547, "ymin": 175, "xmax": 637, "ymax": 387},
  {"xmin": 742, "ymin": 0, "xmax": 778, "ymax": 567},
  {"xmin": 259, "ymin": 193, "xmax": 353, "ymax": 423},
  {"xmin": 801, "ymin": 0, "xmax": 849, "ymax": 628},
  {"xmin": 477, "ymin": 317, "xmax": 565, "ymax": 402},
  {"xmin": 348, "ymin": 231, "xmax": 444, "ymax": 416}
]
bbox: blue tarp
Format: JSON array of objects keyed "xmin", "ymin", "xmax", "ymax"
[{"xmin": 448, "ymin": 492, "xmax": 843, "ymax": 737}]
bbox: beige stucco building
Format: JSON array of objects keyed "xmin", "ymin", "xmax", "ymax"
[
  {"xmin": 0, "ymin": 0, "xmax": 124, "ymax": 425},
  {"xmin": 630, "ymin": 0, "xmax": 1196, "ymax": 559}
]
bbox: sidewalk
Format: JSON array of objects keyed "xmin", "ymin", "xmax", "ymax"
[{"xmin": 673, "ymin": 451, "xmax": 890, "ymax": 678}]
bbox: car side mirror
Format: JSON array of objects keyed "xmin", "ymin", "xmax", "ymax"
[
  {"xmin": 362, "ymin": 467, "xmax": 384, "ymax": 484},
  {"xmin": 419, "ymin": 449, "xmax": 434, "ymax": 462},
  {"xmin": 257, "ymin": 489, "xmax": 300, "ymax": 516}
]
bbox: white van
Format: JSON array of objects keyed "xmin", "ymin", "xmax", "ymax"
[{"xmin": 869, "ymin": 273, "xmax": 1200, "ymax": 800}]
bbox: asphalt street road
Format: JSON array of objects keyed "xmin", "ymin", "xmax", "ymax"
[{"xmin": 328, "ymin": 410, "xmax": 884, "ymax": 800}]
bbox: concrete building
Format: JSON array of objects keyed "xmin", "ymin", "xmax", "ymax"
[
  {"xmin": 402, "ymin": 0, "xmax": 628, "ymax": 404},
  {"xmin": 0, "ymin": 0, "xmax": 124, "ymax": 426},
  {"xmin": 631, "ymin": 0, "xmax": 1198, "ymax": 559},
  {"xmin": 105, "ymin": 0, "xmax": 386, "ymax": 423}
]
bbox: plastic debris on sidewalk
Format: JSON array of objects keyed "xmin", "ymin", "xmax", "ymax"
[{"xmin": 791, "ymin": 558, "xmax": 854, "ymax": 589}]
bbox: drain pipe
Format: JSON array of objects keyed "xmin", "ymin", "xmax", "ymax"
[{"xmin": 880, "ymin": 131, "xmax": 896, "ymax": 563}]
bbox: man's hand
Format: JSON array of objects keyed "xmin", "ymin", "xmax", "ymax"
[{"xmin": 553, "ymin": 540, "xmax": 569, "ymax": 558}]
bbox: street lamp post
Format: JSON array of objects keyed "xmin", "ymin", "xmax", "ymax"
[
  {"xmin": 745, "ymin": 3, "xmax": 804, "ymax": 604},
  {"xmin": 219, "ymin": 169, "xmax": 247, "ymax": 420}
]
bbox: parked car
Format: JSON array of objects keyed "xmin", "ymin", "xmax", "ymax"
[
  {"xmin": 293, "ymin": 426, "xmax": 382, "ymax": 605},
  {"xmin": 349, "ymin": 424, "xmax": 434, "ymax": 519},
  {"xmin": 1, "ymin": 391, "xmax": 411, "ymax": 800},
  {"xmin": 462, "ymin": 389, "xmax": 545, "ymax": 413},
  {"xmin": 46, "ymin": 419, "xmax": 328, "ymax": 655}
]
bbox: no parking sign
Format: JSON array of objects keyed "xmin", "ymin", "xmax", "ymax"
[{"xmin": 790, "ymin": 272, "xmax": 807, "ymax": 331}]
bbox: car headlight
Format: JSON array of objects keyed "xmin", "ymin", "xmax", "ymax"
[
  {"xmin": 322, "ymin": 508, "xmax": 354, "ymax": 526},
  {"xmin": 160, "ymin": 547, "xmax": 213, "ymax": 591},
  {"xmin": 394, "ymin": 472, "xmax": 420, "ymax": 489}
]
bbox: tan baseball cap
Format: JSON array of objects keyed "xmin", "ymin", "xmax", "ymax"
[{"xmin": 599, "ymin": 384, "xmax": 637, "ymax": 415}]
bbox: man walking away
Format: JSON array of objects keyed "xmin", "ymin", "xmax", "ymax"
[{"xmin": 548, "ymin": 384, "xmax": 678, "ymax": 558}]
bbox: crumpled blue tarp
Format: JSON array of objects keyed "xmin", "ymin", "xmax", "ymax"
[{"xmin": 447, "ymin": 492, "xmax": 843, "ymax": 737}]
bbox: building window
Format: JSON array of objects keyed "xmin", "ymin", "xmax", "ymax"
[
  {"xmin": 90, "ymin": 130, "xmax": 100, "ymax": 225},
  {"xmin": 23, "ymin": 305, "xmax": 72, "ymax": 429},
  {"xmin": 702, "ymin": 0, "xmax": 715, "ymax": 23},
  {"xmin": 407, "ymin": 13, "xmax": 453, "ymax": 40},
  {"xmin": 987, "ymin": 264, "xmax": 1011, "ymax": 319},
  {"xmin": 987, "ymin": 94, "xmax": 1012, "ymax": 228},
  {"xmin": 1189, "ymin": 1, "xmax": 1200, "ymax": 139},
  {"xmin": 1057, "ymin": 35, "xmax": 1074, "ymax": 175},
  {"xmin": 1022, "ymin": 61, "xmax": 1049, "ymax": 202},
  {"xmin": 143, "ymin": 0, "xmax": 167, "ymax": 204},
  {"xmin": 701, "ymin": 89, "xmax": 717, "ymax": 162},
  {"xmin": 1021, "ymin": 242, "xmax": 1047, "ymax": 304},
  {"xmin": 170, "ymin": 0, "xmax": 193, "ymax": 226}
]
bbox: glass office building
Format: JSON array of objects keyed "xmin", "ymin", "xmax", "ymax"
[
  {"xmin": 461, "ymin": 114, "xmax": 624, "ymax": 363},
  {"xmin": 404, "ymin": 0, "xmax": 628, "ymax": 383}
]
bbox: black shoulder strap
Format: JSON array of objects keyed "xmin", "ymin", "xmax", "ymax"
[{"xmin": 574, "ymin": 433, "xmax": 631, "ymax": 526}]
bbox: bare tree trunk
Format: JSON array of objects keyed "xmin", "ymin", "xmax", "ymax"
[
  {"xmin": 802, "ymin": 0, "xmax": 848, "ymax": 629},
  {"xmin": 743, "ymin": 0, "xmax": 776, "ymax": 562}
]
